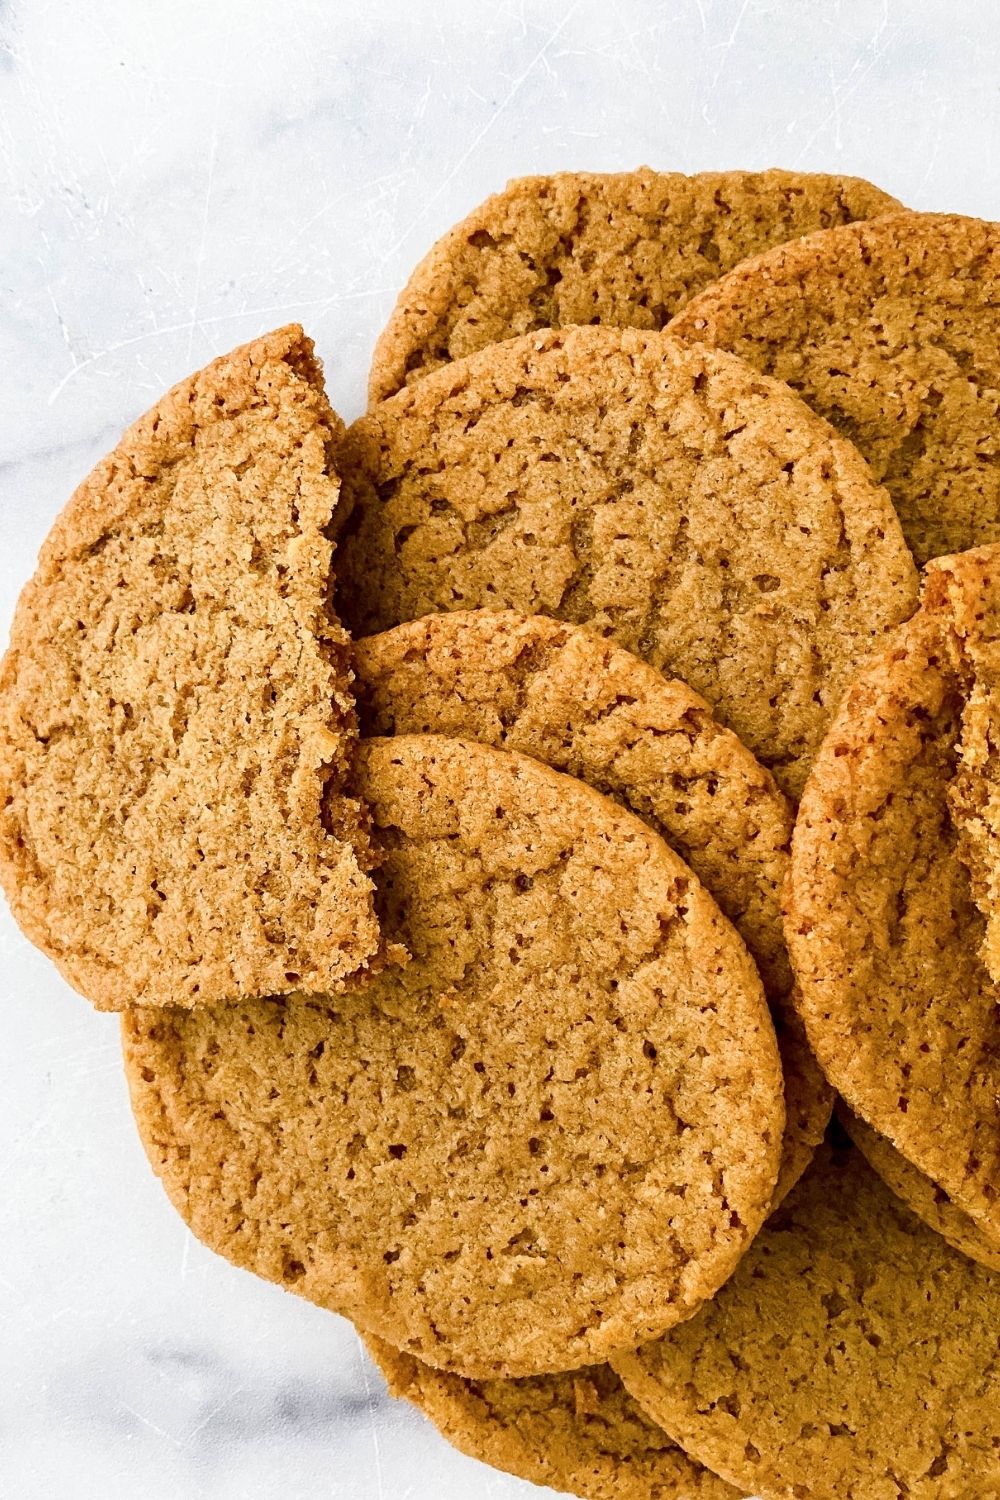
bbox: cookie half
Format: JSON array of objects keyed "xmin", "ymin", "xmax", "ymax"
[
  {"xmin": 124, "ymin": 735, "xmax": 783, "ymax": 1379},
  {"xmin": 839, "ymin": 1106, "xmax": 1000, "ymax": 1272},
  {"xmin": 369, "ymin": 168, "xmax": 900, "ymax": 403},
  {"xmin": 0, "ymin": 326, "xmax": 380, "ymax": 1010},
  {"xmin": 354, "ymin": 609, "xmax": 829, "ymax": 1204},
  {"xmin": 614, "ymin": 1143, "xmax": 1000, "ymax": 1500},
  {"xmin": 669, "ymin": 212, "xmax": 1000, "ymax": 563},
  {"xmin": 365, "ymin": 1334, "xmax": 741, "ymax": 1500},
  {"xmin": 336, "ymin": 326, "xmax": 918, "ymax": 799},
  {"xmin": 786, "ymin": 546, "xmax": 1000, "ymax": 1250}
]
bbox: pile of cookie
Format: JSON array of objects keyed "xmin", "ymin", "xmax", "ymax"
[{"xmin": 4, "ymin": 169, "xmax": 1000, "ymax": 1499}]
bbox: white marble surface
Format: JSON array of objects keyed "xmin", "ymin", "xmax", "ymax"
[{"xmin": 1, "ymin": 1, "xmax": 998, "ymax": 1495}]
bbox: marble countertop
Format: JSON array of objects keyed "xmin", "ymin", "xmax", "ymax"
[{"xmin": 1, "ymin": 1, "xmax": 997, "ymax": 1495}]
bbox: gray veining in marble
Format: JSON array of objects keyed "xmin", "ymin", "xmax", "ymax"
[{"xmin": 1, "ymin": 1, "xmax": 998, "ymax": 1494}]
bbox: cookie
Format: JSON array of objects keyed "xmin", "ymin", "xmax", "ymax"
[
  {"xmin": 0, "ymin": 325, "xmax": 381, "ymax": 1011},
  {"xmin": 354, "ymin": 609, "xmax": 830, "ymax": 1204},
  {"xmin": 786, "ymin": 546, "xmax": 1000, "ymax": 1250},
  {"xmin": 613, "ymin": 1143, "xmax": 1000, "ymax": 1500},
  {"xmin": 369, "ymin": 168, "xmax": 900, "ymax": 403},
  {"xmin": 335, "ymin": 326, "xmax": 919, "ymax": 799},
  {"xmin": 932, "ymin": 550, "xmax": 1000, "ymax": 985},
  {"xmin": 839, "ymin": 1106, "xmax": 1000, "ymax": 1272},
  {"xmin": 669, "ymin": 212, "xmax": 1000, "ymax": 564},
  {"xmin": 123, "ymin": 735, "xmax": 783, "ymax": 1379},
  {"xmin": 365, "ymin": 1334, "xmax": 741, "ymax": 1500}
]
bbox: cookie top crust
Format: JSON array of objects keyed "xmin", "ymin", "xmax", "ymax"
[
  {"xmin": 0, "ymin": 325, "xmax": 380, "ymax": 1010},
  {"xmin": 369, "ymin": 167, "xmax": 900, "ymax": 403},
  {"xmin": 669, "ymin": 212, "xmax": 1000, "ymax": 564},
  {"xmin": 354, "ymin": 608, "xmax": 829, "ymax": 1205},
  {"xmin": 931, "ymin": 549, "xmax": 1000, "ymax": 986},
  {"xmin": 336, "ymin": 326, "xmax": 918, "ymax": 800},
  {"xmin": 786, "ymin": 545, "xmax": 1000, "ymax": 1245},
  {"xmin": 614, "ymin": 1144, "xmax": 1000, "ymax": 1500},
  {"xmin": 124, "ymin": 734, "xmax": 783, "ymax": 1380},
  {"xmin": 366, "ymin": 1334, "xmax": 741, "ymax": 1500},
  {"xmin": 840, "ymin": 1106, "xmax": 1000, "ymax": 1272}
]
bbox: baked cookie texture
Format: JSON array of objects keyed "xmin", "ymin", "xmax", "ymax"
[
  {"xmin": 369, "ymin": 167, "xmax": 900, "ymax": 403},
  {"xmin": 613, "ymin": 1144, "xmax": 1000, "ymax": 1500},
  {"xmin": 354, "ymin": 609, "xmax": 830, "ymax": 1206},
  {"xmin": 839, "ymin": 1105, "xmax": 1000, "ymax": 1272},
  {"xmin": 336, "ymin": 326, "xmax": 919, "ymax": 800},
  {"xmin": 365, "ymin": 1335, "xmax": 741, "ymax": 1500},
  {"xmin": 669, "ymin": 211, "xmax": 1000, "ymax": 564},
  {"xmin": 124, "ymin": 735, "xmax": 783, "ymax": 1380},
  {"xmin": 931, "ymin": 549, "xmax": 1000, "ymax": 985},
  {"xmin": 0, "ymin": 325, "xmax": 381, "ymax": 1011},
  {"xmin": 786, "ymin": 545, "xmax": 1000, "ymax": 1250}
]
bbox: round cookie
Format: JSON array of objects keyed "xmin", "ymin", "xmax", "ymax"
[
  {"xmin": 353, "ymin": 609, "xmax": 830, "ymax": 1205},
  {"xmin": 0, "ymin": 325, "xmax": 381, "ymax": 1011},
  {"xmin": 839, "ymin": 1106, "xmax": 1000, "ymax": 1272},
  {"xmin": 369, "ymin": 168, "xmax": 900, "ymax": 403},
  {"xmin": 335, "ymin": 326, "xmax": 919, "ymax": 800},
  {"xmin": 668, "ymin": 211, "xmax": 1000, "ymax": 564},
  {"xmin": 786, "ymin": 546, "xmax": 1000, "ymax": 1250},
  {"xmin": 613, "ymin": 1143, "xmax": 1000, "ymax": 1500},
  {"xmin": 124, "ymin": 735, "xmax": 783, "ymax": 1380},
  {"xmin": 365, "ymin": 1334, "xmax": 741, "ymax": 1500}
]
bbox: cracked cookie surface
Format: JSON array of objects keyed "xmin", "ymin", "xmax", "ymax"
[
  {"xmin": 337, "ymin": 326, "xmax": 918, "ymax": 800},
  {"xmin": 614, "ymin": 1144, "xmax": 1000, "ymax": 1500},
  {"xmin": 0, "ymin": 325, "xmax": 380, "ymax": 1010},
  {"xmin": 369, "ymin": 167, "xmax": 899, "ymax": 403},
  {"xmin": 669, "ymin": 212, "xmax": 1000, "ymax": 564},
  {"xmin": 123, "ymin": 735, "xmax": 783, "ymax": 1380},
  {"xmin": 839, "ymin": 1106, "xmax": 1000, "ymax": 1272}
]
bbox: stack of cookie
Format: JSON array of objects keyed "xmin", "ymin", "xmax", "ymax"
[{"xmin": 3, "ymin": 169, "xmax": 1000, "ymax": 1499}]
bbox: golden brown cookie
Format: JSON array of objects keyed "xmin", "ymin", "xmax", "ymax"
[
  {"xmin": 613, "ymin": 1143, "xmax": 1000, "ymax": 1500},
  {"xmin": 365, "ymin": 1334, "xmax": 742, "ymax": 1500},
  {"xmin": 335, "ymin": 326, "xmax": 919, "ymax": 800},
  {"xmin": 933, "ymin": 551, "xmax": 1000, "ymax": 985},
  {"xmin": 786, "ymin": 545, "xmax": 1000, "ymax": 1251},
  {"xmin": 0, "ymin": 325, "xmax": 381, "ymax": 1011},
  {"xmin": 369, "ymin": 168, "xmax": 900, "ymax": 403},
  {"xmin": 669, "ymin": 211, "xmax": 1000, "ymax": 564},
  {"xmin": 354, "ymin": 609, "xmax": 829, "ymax": 1205},
  {"xmin": 124, "ymin": 735, "xmax": 783, "ymax": 1380},
  {"xmin": 839, "ymin": 1105, "xmax": 1000, "ymax": 1272}
]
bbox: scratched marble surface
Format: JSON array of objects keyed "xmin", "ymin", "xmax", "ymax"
[{"xmin": 1, "ymin": 1, "xmax": 998, "ymax": 1495}]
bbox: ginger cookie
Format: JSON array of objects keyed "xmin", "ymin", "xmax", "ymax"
[
  {"xmin": 354, "ymin": 609, "xmax": 830, "ymax": 1204},
  {"xmin": 613, "ymin": 1143, "xmax": 1000, "ymax": 1500},
  {"xmin": 123, "ymin": 736, "xmax": 783, "ymax": 1380},
  {"xmin": 0, "ymin": 325, "xmax": 381, "ymax": 1011},
  {"xmin": 335, "ymin": 326, "xmax": 918, "ymax": 800},
  {"xmin": 932, "ymin": 550, "xmax": 1000, "ymax": 986},
  {"xmin": 839, "ymin": 1106, "xmax": 1000, "ymax": 1272},
  {"xmin": 669, "ymin": 212, "xmax": 1000, "ymax": 564},
  {"xmin": 365, "ymin": 1334, "xmax": 741, "ymax": 1500},
  {"xmin": 369, "ymin": 168, "xmax": 900, "ymax": 403},
  {"xmin": 786, "ymin": 545, "xmax": 1000, "ymax": 1251}
]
